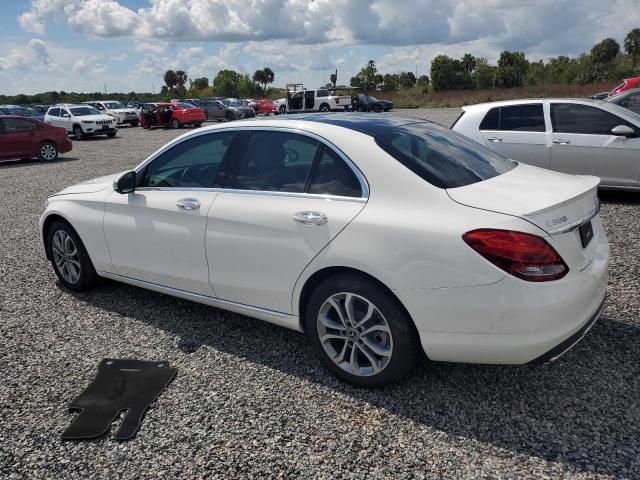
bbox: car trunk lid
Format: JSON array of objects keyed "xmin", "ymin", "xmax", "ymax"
[{"xmin": 446, "ymin": 163, "xmax": 600, "ymax": 235}]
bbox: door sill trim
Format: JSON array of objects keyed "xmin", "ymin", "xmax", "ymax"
[{"xmin": 97, "ymin": 271, "xmax": 302, "ymax": 332}]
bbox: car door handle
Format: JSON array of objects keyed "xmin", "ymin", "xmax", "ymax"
[
  {"xmin": 176, "ymin": 198, "xmax": 200, "ymax": 210},
  {"xmin": 293, "ymin": 211, "xmax": 327, "ymax": 225},
  {"xmin": 552, "ymin": 139, "xmax": 571, "ymax": 145},
  {"xmin": 487, "ymin": 137, "xmax": 503, "ymax": 142}
]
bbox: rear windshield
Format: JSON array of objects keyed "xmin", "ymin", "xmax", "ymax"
[{"xmin": 375, "ymin": 122, "xmax": 516, "ymax": 188}]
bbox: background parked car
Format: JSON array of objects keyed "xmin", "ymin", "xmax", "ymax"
[
  {"xmin": 351, "ymin": 94, "xmax": 393, "ymax": 112},
  {"xmin": 201, "ymin": 99, "xmax": 256, "ymax": 121},
  {"xmin": 82, "ymin": 100, "xmax": 139, "ymax": 127},
  {"xmin": 0, "ymin": 105, "xmax": 45, "ymax": 121},
  {"xmin": 592, "ymin": 76, "xmax": 640, "ymax": 99},
  {"xmin": 0, "ymin": 115, "xmax": 71, "ymax": 161},
  {"xmin": 139, "ymin": 102, "xmax": 206, "ymax": 129},
  {"xmin": 254, "ymin": 98, "xmax": 277, "ymax": 115},
  {"xmin": 44, "ymin": 104, "xmax": 117, "ymax": 140},
  {"xmin": 274, "ymin": 97, "xmax": 287, "ymax": 114},
  {"xmin": 606, "ymin": 88, "xmax": 640, "ymax": 115},
  {"xmin": 452, "ymin": 98, "xmax": 640, "ymax": 189}
]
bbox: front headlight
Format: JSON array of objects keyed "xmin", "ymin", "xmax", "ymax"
[{"xmin": 82, "ymin": 120, "xmax": 94, "ymax": 124}]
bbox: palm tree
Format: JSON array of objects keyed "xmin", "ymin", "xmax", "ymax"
[
  {"xmin": 253, "ymin": 69, "xmax": 266, "ymax": 89},
  {"xmin": 624, "ymin": 28, "xmax": 640, "ymax": 70},
  {"xmin": 262, "ymin": 67, "xmax": 274, "ymax": 87},
  {"xmin": 163, "ymin": 70, "xmax": 178, "ymax": 91},
  {"xmin": 330, "ymin": 72, "xmax": 337, "ymax": 88}
]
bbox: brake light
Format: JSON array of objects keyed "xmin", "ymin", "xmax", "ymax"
[{"xmin": 462, "ymin": 229, "xmax": 568, "ymax": 282}]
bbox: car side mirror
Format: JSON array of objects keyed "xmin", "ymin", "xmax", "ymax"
[
  {"xmin": 114, "ymin": 170, "xmax": 136, "ymax": 194},
  {"xmin": 62, "ymin": 113, "xmax": 70, "ymax": 118},
  {"xmin": 611, "ymin": 125, "xmax": 636, "ymax": 137}
]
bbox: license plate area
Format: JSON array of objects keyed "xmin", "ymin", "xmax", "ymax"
[
  {"xmin": 579, "ymin": 220, "xmax": 593, "ymax": 248},
  {"xmin": 102, "ymin": 125, "xmax": 108, "ymax": 130}
]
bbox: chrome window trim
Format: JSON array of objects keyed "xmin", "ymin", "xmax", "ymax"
[{"xmin": 133, "ymin": 125, "xmax": 370, "ymax": 199}]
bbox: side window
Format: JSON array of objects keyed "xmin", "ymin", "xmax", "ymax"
[
  {"xmin": 141, "ymin": 132, "xmax": 236, "ymax": 188},
  {"xmin": 499, "ymin": 104, "xmax": 545, "ymax": 132},
  {"xmin": 551, "ymin": 103, "xmax": 636, "ymax": 135},
  {"xmin": 229, "ymin": 131, "xmax": 318, "ymax": 193},
  {"xmin": 308, "ymin": 147, "xmax": 362, "ymax": 198},
  {"xmin": 49, "ymin": 108, "xmax": 60, "ymax": 117},
  {"xmin": 3, "ymin": 118, "xmax": 36, "ymax": 132},
  {"xmin": 479, "ymin": 107, "xmax": 499, "ymax": 130},
  {"xmin": 317, "ymin": 89, "xmax": 329, "ymax": 98},
  {"xmin": 479, "ymin": 105, "xmax": 545, "ymax": 131},
  {"xmin": 61, "ymin": 109, "xmax": 70, "ymax": 117}
]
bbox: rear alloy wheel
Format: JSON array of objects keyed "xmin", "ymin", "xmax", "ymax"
[
  {"xmin": 225, "ymin": 111, "xmax": 235, "ymax": 121},
  {"xmin": 47, "ymin": 221, "xmax": 97, "ymax": 291},
  {"xmin": 129, "ymin": 121, "xmax": 139, "ymax": 127},
  {"xmin": 319, "ymin": 103, "xmax": 331, "ymax": 112},
  {"xmin": 279, "ymin": 105, "xmax": 287, "ymax": 114},
  {"xmin": 73, "ymin": 125, "xmax": 84, "ymax": 140},
  {"xmin": 305, "ymin": 274, "xmax": 418, "ymax": 387},
  {"xmin": 171, "ymin": 119, "xmax": 182, "ymax": 129},
  {"xmin": 38, "ymin": 142, "xmax": 58, "ymax": 161}
]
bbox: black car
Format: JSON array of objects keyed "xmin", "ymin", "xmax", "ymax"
[{"xmin": 351, "ymin": 94, "xmax": 393, "ymax": 112}]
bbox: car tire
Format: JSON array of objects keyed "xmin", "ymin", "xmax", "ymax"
[
  {"xmin": 73, "ymin": 125, "xmax": 84, "ymax": 140},
  {"xmin": 373, "ymin": 104, "xmax": 381, "ymax": 113},
  {"xmin": 171, "ymin": 119, "xmax": 182, "ymax": 129},
  {"xmin": 279, "ymin": 105, "xmax": 287, "ymax": 114},
  {"xmin": 319, "ymin": 103, "xmax": 330, "ymax": 112},
  {"xmin": 304, "ymin": 273, "xmax": 419, "ymax": 387},
  {"xmin": 46, "ymin": 221, "xmax": 98, "ymax": 292},
  {"xmin": 194, "ymin": 123, "xmax": 202, "ymax": 128},
  {"xmin": 225, "ymin": 111, "xmax": 235, "ymax": 121},
  {"xmin": 107, "ymin": 132, "xmax": 116, "ymax": 138},
  {"xmin": 37, "ymin": 141, "xmax": 58, "ymax": 161},
  {"xmin": 129, "ymin": 121, "xmax": 139, "ymax": 127}
]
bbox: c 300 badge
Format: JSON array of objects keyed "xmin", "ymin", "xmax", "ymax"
[{"xmin": 546, "ymin": 215, "xmax": 568, "ymax": 228}]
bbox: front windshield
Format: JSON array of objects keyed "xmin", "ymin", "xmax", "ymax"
[
  {"xmin": 222, "ymin": 100, "xmax": 242, "ymax": 107},
  {"xmin": 103, "ymin": 101, "xmax": 125, "ymax": 109},
  {"xmin": 70, "ymin": 106, "xmax": 101, "ymax": 116}
]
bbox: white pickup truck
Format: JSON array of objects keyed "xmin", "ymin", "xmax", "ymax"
[{"xmin": 282, "ymin": 85, "xmax": 352, "ymax": 113}]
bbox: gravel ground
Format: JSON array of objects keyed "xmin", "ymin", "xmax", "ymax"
[{"xmin": 1, "ymin": 111, "xmax": 639, "ymax": 479}]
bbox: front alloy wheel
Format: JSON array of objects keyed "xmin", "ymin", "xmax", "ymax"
[
  {"xmin": 51, "ymin": 230, "xmax": 81, "ymax": 284},
  {"xmin": 47, "ymin": 221, "xmax": 97, "ymax": 291},
  {"xmin": 317, "ymin": 293, "xmax": 392, "ymax": 376}
]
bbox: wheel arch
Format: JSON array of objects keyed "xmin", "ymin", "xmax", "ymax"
[
  {"xmin": 319, "ymin": 102, "xmax": 331, "ymax": 112},
  {"xmin": 41, "ymin": 213, "xmax": 81, "ymax": 260},
  {"xmin": 296, "ymin": 266, "xmax": 418, "ymax": 338}
]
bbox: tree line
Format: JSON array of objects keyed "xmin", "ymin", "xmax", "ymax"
[
  {"xmin": 349, "ymin": 28, "xmax": 640, "ymax": 93},
  {"xmin": 161, "ymin": 67, "xmax": 275, "ymax": 99}
]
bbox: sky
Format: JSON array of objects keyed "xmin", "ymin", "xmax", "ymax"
[{"xmin": 0, "ymin": 0, "xmax": 639, "ymax": 96}]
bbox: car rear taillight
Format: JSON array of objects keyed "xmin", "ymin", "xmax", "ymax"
[{"xmin": 462, "ymin": 229, "xmax": 568, "ymax": 282}]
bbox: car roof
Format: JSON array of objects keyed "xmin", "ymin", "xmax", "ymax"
[
  {"xmin": 0, "ymin": 115, "xmax": 47, "ymax": 123},
  {"xmin": 462, "ymin": 97, "xmax": 607, "ymax": 111}
]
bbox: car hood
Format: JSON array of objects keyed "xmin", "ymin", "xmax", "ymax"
[
  {"xmin": 111, "ymin": 108, "xmax": 137, "ymax": 114},
  {"xmin": 53, "ymin": 173, "xmax": 118, "ymax": 196}
]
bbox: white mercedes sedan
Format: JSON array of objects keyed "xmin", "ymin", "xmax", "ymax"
[{"xmin": 40, "ymin": 114, "xmax": 609, "ymax": 386}]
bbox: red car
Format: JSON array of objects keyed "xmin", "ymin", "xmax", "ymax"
[
  {"xmin": 254, "ymin": 98, "xmax": 278, "ymax": 116},
  {"xmin": 139, "ymin": 102, "xmax": 206, "ymax": 129},
  {"xmin": 0, "ymin": 115, "xmax": 71, "ymax": 162},
  {"xmin": 609, "ymin": 77, "xmax": 640, "ymax": 97}
]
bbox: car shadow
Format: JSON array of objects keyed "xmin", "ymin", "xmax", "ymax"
[
  {"xmin": 0, "ymin": 157, "xmax": 80, "ymax": 168},
  {"xmin": 600, "ymin": 190, "xmax": 640, "ymax": 205},
  {"xmin": 70, "ymin": 280, "xmax": 639, "ymax": 476}
]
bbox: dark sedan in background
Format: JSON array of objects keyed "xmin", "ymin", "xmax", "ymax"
[
  {"xmin": 351, "ymin": 94, "xmax": 393, "ymax": 112},
  {"xmin": 0, "ymin": 116, "xmax": 71, "ymax": 162}
]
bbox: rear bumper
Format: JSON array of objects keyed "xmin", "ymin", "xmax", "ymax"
[
  {"xmin": 399, "ymin": 234, "xmax": 609, "ymax": 364},
  {"xmin": 528, "ymin": 298, "xmax": 604, "ymax": 364},
  {"xmin": 58, "ymin": 137, "xmax": 73, "ymax": 153}
]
